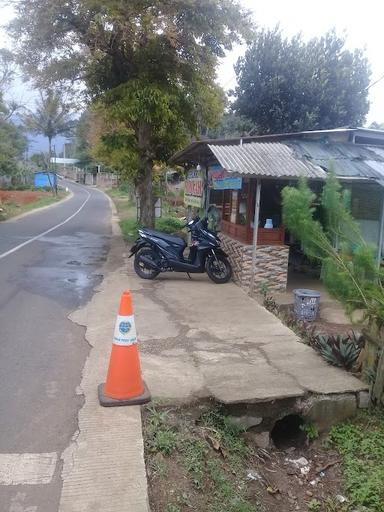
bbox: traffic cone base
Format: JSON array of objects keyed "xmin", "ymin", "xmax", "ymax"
[{"xmin": 98, "ymin": 381, "xmax": 151, "ymax": 407}]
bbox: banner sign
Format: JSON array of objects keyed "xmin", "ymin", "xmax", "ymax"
[
  {"xmin": 184, "ymin": 169, "xmax": 204, "ymax": 207},
  {"xmin": 210, "ymin": 167, "xmax": 242, "ymax": 190}
]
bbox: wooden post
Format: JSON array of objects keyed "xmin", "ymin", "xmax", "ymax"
[
  {"xmin": 377, "ymin": 190, "xmax": 384, "ymax": 267},
  {"xmin": 372, "ymin": 347, "xmax": 384, "ymax": 404},
  {"xmin": 204, "ymin": 164, "xmax": 209, "ymax": 215},
  {"xmin": 250, "ymin": 179, "xmax": 261, "ymax": 296}
]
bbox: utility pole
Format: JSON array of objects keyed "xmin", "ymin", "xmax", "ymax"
[{"xmin": 63, "ymin": 142, "xmax": 66, "ymax": 175}]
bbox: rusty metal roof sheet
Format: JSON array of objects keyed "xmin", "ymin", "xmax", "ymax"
[{"xmin": 207, "ymin": 142, "xmax": 326, "ymax": 179}]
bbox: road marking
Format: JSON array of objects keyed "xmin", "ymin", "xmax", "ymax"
[
  {"xmin": 0, "ymin": 189, "xmax": 91, "ymax": 261},
  {"xmin": 0, "ymin": 453, "xmax": 57, "ymax": 485}
]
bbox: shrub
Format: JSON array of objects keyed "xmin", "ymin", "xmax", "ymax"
[
  {"xmin": 119, "ymin": 219, "xmax": 139, "ymax": 241},
  {"xmin": 282, "ymin": 170, "xmax": 384, "ymax": 330},
  {"xmin": 155, "ymin": 216, "xmax": 184, "ymax": 234}
]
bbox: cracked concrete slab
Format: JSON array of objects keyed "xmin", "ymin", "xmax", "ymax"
[
  {"xmin": 202, "ymin": 361, "xmax": 305, "ymax": 403},
  {"xmin": 127, "ymin": 266, "xmax": 367, "ymax": 405},
  {"xmin": 141, "ymin": 353, "xmax": 206, "ymax": 401}
]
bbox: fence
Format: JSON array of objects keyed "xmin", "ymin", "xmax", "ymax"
[{"xmin": 363, "ymin": 329, "xmax": 384, "ymax": 405}]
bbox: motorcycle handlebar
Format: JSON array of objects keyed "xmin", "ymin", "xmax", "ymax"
[{"xmin": 184, "ymin": 216, "xmax": 208, "ymax": 231}]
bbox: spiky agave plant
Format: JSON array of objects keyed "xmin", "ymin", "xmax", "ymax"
[{"xmin": 313, "ymin": 333, "xmax": 361, "ymax": 370}]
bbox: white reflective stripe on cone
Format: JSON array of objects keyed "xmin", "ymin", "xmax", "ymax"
[{"xmin": 113, "ymin": 314, "xmax": 137, "ymax": 346}]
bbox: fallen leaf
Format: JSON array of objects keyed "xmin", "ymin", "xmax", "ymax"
[{"xmin": 206, "ymin": 434, "xmax": 220, "ymax": 451}]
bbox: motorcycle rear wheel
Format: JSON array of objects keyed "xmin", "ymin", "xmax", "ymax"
[
  {"xmin": 134, "ymin": 247, "xmax": 160, "ymax": 280},
  {"xmin": 206, "ymin": 254, "xmax": 232, "ymax": 284}
]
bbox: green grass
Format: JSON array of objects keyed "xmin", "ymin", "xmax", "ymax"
[
  {"xmin": 106, "ymin": 186, "xmax": 186, "ymax": 243},
  {"xmin": 119, "ymin": 216, "xmax": 185, "ymax": 243},
  {"xmin": 143, "ymin": 405, "xmax": 260, "ymax": 512},
  {"xmin": 119, "ymin": 218, "xmax": 139, "ymax": 242},
  {"xmin": 306, "ymin": 498, "xmax": 321, "ymax": 512},
  {"xmin": 0, "ymin": 192, "xmax": 67, "ymax": 221},
  {"xmin": 329, "ymin": 408, "xmax": 384, "ymax": 511}
]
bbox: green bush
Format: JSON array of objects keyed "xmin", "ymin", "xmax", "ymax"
[
  {"xmin": 118, "ymin": 182, "xmax": 131, "ymax": 194},
  {"xmin": 155, "ymin": 216, "xmax": 184, "ymax": 234},
  {"xmin": 120, "ymin": 218, "xmax": 139, "ymax": 242}
]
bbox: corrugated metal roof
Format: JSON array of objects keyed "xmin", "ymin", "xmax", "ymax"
[
  {"xmin": 289, "ymin": 141, "xmax": 384, "ymax": 180},
  {"xmin": 207, "ymin": 142, "xmax": 326, "ymax": 179}
]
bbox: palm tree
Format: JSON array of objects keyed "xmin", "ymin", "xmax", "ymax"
[{"xmin": 23, "ymin": 90, "xmax": 75, "ymax": 189}]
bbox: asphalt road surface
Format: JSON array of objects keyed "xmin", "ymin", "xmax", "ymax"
[{"xmin": 0, "ymin": 181, "xmax": 111, "ymax": 511}]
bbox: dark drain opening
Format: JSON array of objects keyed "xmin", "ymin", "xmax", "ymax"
[{"xmin": 271, "ymin": 414, "xmax": 306, "ymax": 449}]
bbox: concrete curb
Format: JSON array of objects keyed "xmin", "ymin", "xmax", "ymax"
[
  {"xmin": 1, "ymin": 189, "xmax": 74, "ymax": 223},
  {"xmin": 59, "ymin": 191, "xmax": 150, "ymax": 512}
]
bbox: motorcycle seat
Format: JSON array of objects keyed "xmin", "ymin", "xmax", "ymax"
[{"xmin": 142, "ymin": 228, "xmax": 185, "ymax": 246}]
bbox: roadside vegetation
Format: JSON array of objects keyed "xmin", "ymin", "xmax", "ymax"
[
  {"xmin": 329, "ymin": 409, "xmax": 384, "ymax": 511},
  {"xmin": 106, "ymin": 185, "xmax": 185, "ymax": 243},
  {"xmin": 144, "ymin": 404, "xmax": 259, "ymax": 512},
  {"xmin": 143, "ymin": 404, "xmax": 384, "ymax": 512},
  {"xmin": 0, "ymin": 187, "xmax": 67, "ymax": 221}
]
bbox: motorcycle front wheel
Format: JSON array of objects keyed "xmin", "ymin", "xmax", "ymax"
[
  {"xmin": 134, "ymin": 247, "xmax": 160, "ymax": 280},
  {"xmin": 206, "ymin": 254, "xmax": 232, "ymax": 284}
]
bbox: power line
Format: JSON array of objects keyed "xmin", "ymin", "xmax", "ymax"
[{"xmin": 365, "ymin": 73, "xmax": 384, "ymax": 91}]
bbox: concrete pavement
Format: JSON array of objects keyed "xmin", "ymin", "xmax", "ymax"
[
  {"xmin": 59, "ymin": 208, "xmax": 149, "ymax": 512},
  {"xmin": 126, "ymin": 271, "xmax": 366, "ymax": 404}
]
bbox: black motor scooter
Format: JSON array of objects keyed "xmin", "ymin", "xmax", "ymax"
[{"xmin": 129, "ymin": 217, "xmax": 232, "ymax": 284}]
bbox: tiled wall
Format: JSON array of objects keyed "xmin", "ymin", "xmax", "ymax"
[{"xmin": 220, "ymin": 234, "xmax": 289, "ymax": 293}]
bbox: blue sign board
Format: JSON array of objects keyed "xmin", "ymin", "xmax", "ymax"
[
  {"xmin": 34, "ymin": 171, "xmax": 57, "ymax": 188},
  {"xmin": 212, "ymin": 176, "xmax": 242, "ymax": 190}
]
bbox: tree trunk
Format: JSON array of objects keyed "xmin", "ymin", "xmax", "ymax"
[
  {"xmin": 137, "ymin": 122, "xmax": 155, "ymax": 227},
  {"xmin": 48, "ymin": 137, "xmax": 52, "ymax": 170},
  {"xmin": 137, "ymin": 157, "xmax": 154, "ymax": 227},
  {"xmin": 46, "ymin": 136, "xmax": 56, "ymax": 196}
]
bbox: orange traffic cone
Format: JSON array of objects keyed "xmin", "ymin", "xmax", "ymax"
[{"xmin": 98, "ymin": 291, "xmax": 151, "ymax": 407}]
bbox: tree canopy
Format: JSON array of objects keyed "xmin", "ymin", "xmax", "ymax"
[
  {"xmin": 205, "ymin": 112, "xmax": 254, "ymax": 139},
  {"xmin": 0, "ymin": 102, "xmax": 27, "ymax": 176},
  {"xmin": 233, "ymin": 28, "xmax": 371, "ymax": 134},
  {"xmin": 10, "ymin": 0, "xmax": 252, "ymax": 225},
  {"xmin": 0, "ymin": 49, "xmax": 27, "ymax": 177},
  {"xmin": 23, "ymin": 90, "xmax": 75, "ymax": 162}
]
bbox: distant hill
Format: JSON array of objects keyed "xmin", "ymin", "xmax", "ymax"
[{"xmin": 27, "ymin": 133, "xmax": 67, "ymax": 156}]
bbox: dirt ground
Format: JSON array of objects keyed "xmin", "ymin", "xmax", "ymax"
[
  {"xmin": 0, "ymin": 190, "xmax": 51, "ymax": 205},
  {"xmin": 143, "ymin": 405, "xmax": 349, "ymax": 512}
]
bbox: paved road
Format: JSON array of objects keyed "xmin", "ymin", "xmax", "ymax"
[{"xmin": 0, "ymin": 181, "xmax": 111, "ymax": 511}]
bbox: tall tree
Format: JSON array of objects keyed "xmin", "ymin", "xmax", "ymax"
[
  {"xmin": 0, "ymin": 48, "xmax": 27, "ymax": 177},
  {"xmin": 9, "ymin": 0, "xmax": 251, "ymax": 226},
  {"xmin": 0, "ymin": 100, "xmax": 27, "ymax": 177},
  {"xmin": 206, "ymin": 112, "xmax": 254, "ymax": 139},
  {"xmin": 233, "ymin": 28, "xmax": 371, "ymax": 134},
  {"xmin": 369, "ymin": 122, "xmax": 384, "ymax": 130},
  {"xmin": 23, "ymin": 90, "xmax": 75, "ymax": 170}
]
